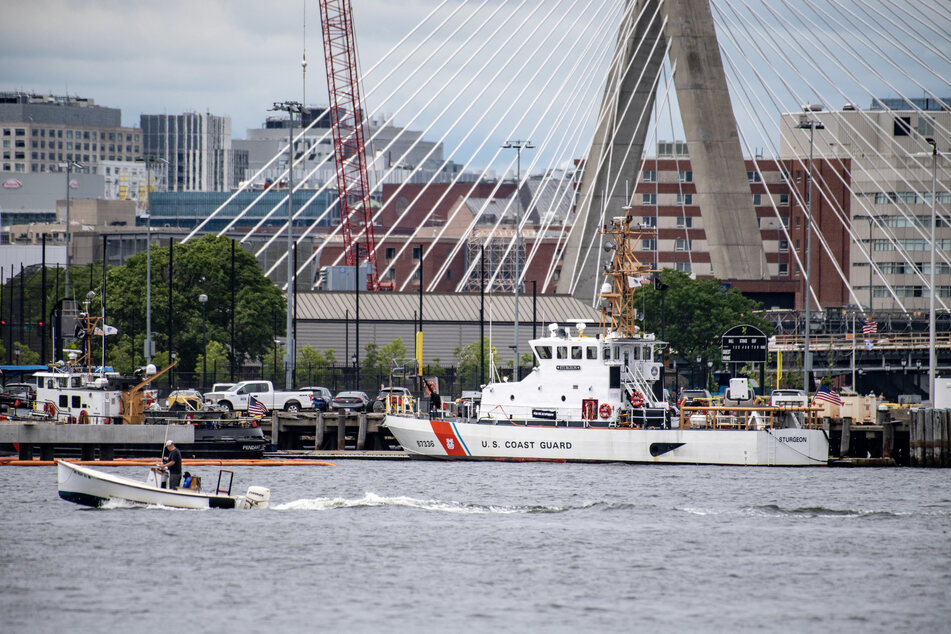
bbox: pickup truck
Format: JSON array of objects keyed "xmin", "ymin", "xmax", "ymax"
[{"xmin": 204, "ymin": 380, "xmax": 314, "ymax": 414}]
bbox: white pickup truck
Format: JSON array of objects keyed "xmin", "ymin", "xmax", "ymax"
[{"xmin": 204, "ymin": 380, "xmax": 314, "ymax": 414}]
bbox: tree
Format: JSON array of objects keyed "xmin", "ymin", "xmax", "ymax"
[
  {"xmin": 454, "ymin": 337, "xmax": 498, "ymax": 389},
  {"xmin": 13, "ymin": 342, "xmax": 39, "ymax": 365},
  {"xmin": 631, "ymin": 269, "xmax": 773, "ymax": 364},
  {"xmin": 197, "ymin": 341, "xmax": 230, "ymax": 384}
]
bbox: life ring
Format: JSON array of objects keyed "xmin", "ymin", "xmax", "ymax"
[
  {"xmin": 599, "ymin": 403, "xmax": 612, "ymax": 419},
  {"xmin": 630, "ymin": 390, "xmax": 645, "ymax": 408},
  {"xmin": 78, "ymin": 410, "xmax": 89, "ymax": 425},
  {"xmin": 44, "ymin": 401, "xmax": 57, "ymax": 417},
  {"xmin": 184, "ymin": 413, "xmax": 196, "ymax": 423}
]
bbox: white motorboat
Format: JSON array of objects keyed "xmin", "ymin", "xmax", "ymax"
[
  {"xmin": 57, "ymin": 459, "xmax": 270, "ymax": 510},
  {"xmin": 384, "ymin": 216, "xmax": 829, "ymax": 466}
]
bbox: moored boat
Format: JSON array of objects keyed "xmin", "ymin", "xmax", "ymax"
[
  {"xmin": 56, "ymin": 459, "xmax": 270, "ymax": 510},
  {"xmin": 384, "ymin": 216, "xmax": 829, "ymax": 466}
]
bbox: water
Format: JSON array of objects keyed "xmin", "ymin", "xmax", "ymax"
[{"xmin": 2, "ymin": 462, "xmax": 949, "ymax": 633}]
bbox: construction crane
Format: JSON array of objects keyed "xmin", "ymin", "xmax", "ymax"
[{"xmin": 318, "ymin": 0, "xmax": 380, "ymax": 290}]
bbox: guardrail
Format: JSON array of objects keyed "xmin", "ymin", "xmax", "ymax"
[{"xmin": 680, "ymin": 405, "xmax": 823, "ymax": 430}]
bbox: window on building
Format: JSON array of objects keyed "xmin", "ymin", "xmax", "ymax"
[
  {"xmin": 642, "ymin": 239, "xmax": 656, "ymax": 251},
  {"xmin": 918, "ymin": 116, "xmax": 935, "ymax": 137},
  {"xmin": 779, "ymin": 239, "xmax": 788, "ymax": 252},
  {"xmin": 753, "ymin": 194, "xmax": 762, "ymax": 206},
  {"xmin": 412, "ymin": 269, "xmax": 421, "ymax": 281},
  {"xmin": 893, "ymin": 116, "xmax": 912, "ymax": 136},
  {"xmin": 779, "ymin": 193, "xmax": 789, "ymax": 205},
  {"xmin": 675, "ymin": 238, "xmax": 692, "ymax": 251},
  {"xmin": 642, "ymin": 193, "xmax": 656, "ymax": 205},
  {"xmin": 676, "ymin": 216, "xmax": 693, "ymax": 228},
  {"xmin": 385, "ymin": 247, "xmax": 395, "ymax": 259},
  {"xmin": 678, "ymin": 170, "xmax": 693, "ymax": 183},
  {"xmin": 412, "ymin": 247, "xmax": 421, "ymax": 259},
  {"xmin": 675, "ymin": 261, "xmax": 692, "ymax": 273},
  {"xmin": 747, "ymin": 170, "xmax": 762, "ymax": 182},
  {"xmin": 778, "ymin": 263, "xmax": 788, "ymax": 276},
  {"xmin": 676, "ymin": 193, "xmax": 693, "ymax": 205},
  {"xmin": 796, "ymin": 217, "xmax": 801, "ymax": 229},
  {"xmin": 641, "ymin": 216, "xmax": 656, "ymax": 227},
  {"xmin": 642, "ymin": 169, "xmax": 656, "ymax": 183}
]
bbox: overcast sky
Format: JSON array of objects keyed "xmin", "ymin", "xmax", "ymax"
[{"xmin": 2, "ymin": 1, "xmax": 947, "ymax": 175}]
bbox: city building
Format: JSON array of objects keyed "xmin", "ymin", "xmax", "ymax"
[
  {"xmin": 0, "ymin": 91, "xmax": 141, "ymax": 174},
  {"xmin": 779, "ymin": 99, "xmax": 951, "ymax": 314},
  {"xmin": 141, "ymin": 112, "xmax": 243, "ymax": 192}
]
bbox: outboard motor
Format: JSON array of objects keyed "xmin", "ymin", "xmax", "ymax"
[{"xmin": 240, "ymin": 486, "xmax": 271, "ymax": 510}]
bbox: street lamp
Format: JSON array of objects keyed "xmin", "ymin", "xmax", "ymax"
[
  {"xmin": 915, "ymin": 137, "xmax": 948, "ymax": 404},
  {"xmin": 706, "ymin": 360, "xmax": 713, "ymax": 392},
  {"xmin": 270, "ymin": 100, "xmax": 304, "ymax": 391},
  {"xmin": 696, "ymin": 355, "xmax": 702, "ymax": 388},
  {"xmin": 198, "ymin": 293, "xmax": 208, "ymax": 391},
  {"xmin": 351, "ymin": 353, "xmax": 358, "ymax": 390},
  {"xmin": 59, "ymin": 161, "xmax": 84, "ymax": 299},
  {"xmin": 796, "ymin": 113, "xmax": 825, "ymax": 397},
  {"xmin": 501, "ymin": 139, "xmax": 534, "ymax": 380},
  {"xmin": 136, "ymin": 156, "xmax": 168, "ymax": 363}
]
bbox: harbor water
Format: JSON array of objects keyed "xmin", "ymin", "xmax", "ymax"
[{"xmin": 2, "ymin": 461, "xmax": 949, "ymax": 633}]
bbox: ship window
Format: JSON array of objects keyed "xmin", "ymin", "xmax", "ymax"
[
  {"xmin": 571, "ymin": 346, "xmax": 583, "ymax": 360},
  {"xmin": 47, "ymin": 379, "xmax": 54, "ymax": 388},
  {"xmin": 586, "ymin": 347, "xmax": 598, "ymax": 359},
  {"xmin": 60, "ymin": 395, "xmax": 68, "ymax": 407},
  {"xmin": 72, "ymin": 396, "xmax": 81, "ymax": 408},
  {"xmin": 58, "ymin": 378, "xmax": 67, "ymax": 388},
  {"xmin": 536, "ymin": 346, "xmax": 552, "ymax": 360},
  {"xmin": 71, "ymin": 377, "xmax": 81, "ymax": 387},
  {"xmin": 556, "ymin": 346, "xmax": 568, "ymax": 359}
]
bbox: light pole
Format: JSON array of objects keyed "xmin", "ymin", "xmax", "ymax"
[
  {"xmin": 866, "ymin": 215, "xmax": 874, "ymax": 313},
  {"xmin": 59, "ymin": 161, "xmax": 83, "ymax": 299},
  {"xmin": 797, "ymin": 114, "xmax": 824, "ymax": 397},
  {"xmin": 136, "ymin": 156, "xmax": 167, "ymax": 363},
  {"xmin": 924, "ymin": 138, "xmax": 947, "ymax": 403},
  {"xmin": 270, "ymin": 100, "xmax": 304, "ymax": 390},
  {"xmin": 199, "ymin": 293, "xmax": 208, "ymax": 391},
  {"xmin": 706, "ymin": 361, "xmax": 713, "ymax": 392},
  {"xmin": 502, "ymin": 140, "xmax": 534, "ymax": 380}
]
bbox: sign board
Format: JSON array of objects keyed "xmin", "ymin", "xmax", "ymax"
[{"xmin": 720, "ymin": 325, "xmax": 768, "ymax": 363}]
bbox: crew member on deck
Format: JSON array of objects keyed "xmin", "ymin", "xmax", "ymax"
[
  {"xmin": 159, "ymin": 440, "xmax": 183, "ymax": 489},
  {"xmin": 425, "ymin": 381, "xmax": 441, "ymax": 420}
]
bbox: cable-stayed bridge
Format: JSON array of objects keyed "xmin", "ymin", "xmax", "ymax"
[{"xmin": 181, "ymin": 0, "xmax": 949, "ymax": 324}]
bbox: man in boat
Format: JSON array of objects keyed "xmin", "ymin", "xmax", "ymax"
[{"xmin": 159, "ymin": 440, "xmax": 183, "ymax": 489}]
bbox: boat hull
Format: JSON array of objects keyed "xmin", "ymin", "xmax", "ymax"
[
  {"xmin": 384, "ymin": 415, "xmax": 829, "ymax": 466},
  {"xmin": 56, "ymin": 460, "xmax": 237, "ymax": 509}
]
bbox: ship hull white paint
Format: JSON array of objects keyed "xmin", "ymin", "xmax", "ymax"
[{"xmin": 384, "ymin": 416, "xmax": 829, "ymax": 466}]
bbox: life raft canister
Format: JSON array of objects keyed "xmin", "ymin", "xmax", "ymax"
[
  {"xmin": 78, "ymin": 410, "xmax": 89, "ymax": 424},
  {"xmin": 630, "ymin": 390, "xmax": 645, "ymax": 408},
  {"xmin": 44, "ymin": 401, "xmax": 57, "ymax": 417},
  {"xmin": 599, "ymin": 403, "xmax": 612, "ymax": 419}
]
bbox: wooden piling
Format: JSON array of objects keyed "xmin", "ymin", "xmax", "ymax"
[
  {"xmin": 936, "ymin": 410, "xmax": 948, "ymax": 468},
  {"xmin": 357, "ymin": 413, "xmax": 367, "ymax": 450},
  {"xmin": 337, "ymin": 412, "xmax": 346, "ymax": 450},
  {"xmin": 315, "ymin": 412, "xmax": 325, "ymax": 451},
  {"xmin": 924, "ymin": 410, "xmax": 935, "ymax": 467},
  {"xmin": 839, "ymin": 418, "xmax": 851, "ymax": 458},
  {"xmin": 910, "ymin": 411, "xmax": 922, "ymax": 466},
  {"xmin": 99, "ymin": 445, "xmax": 114, "ymax": 461},
  {"xmin": 271, "ymin": 411, "xmax": 279, "ymax": 449},
  {"xmin": 882, "ymin": 422, "xmax": 894, "ymax": 460}
]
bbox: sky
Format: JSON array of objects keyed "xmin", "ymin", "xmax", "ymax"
[{"xmin": 2, "ymin": 0, "xmax": 948, "ymax": 176}]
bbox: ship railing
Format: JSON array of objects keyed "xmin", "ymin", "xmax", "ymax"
[
  {"xmin": 385, "ymin": 394, "xmax": 415, "ymax": 415},
  {"xmin": 680, "ymin": 405, "xmax": 822, "ymax": 430}
]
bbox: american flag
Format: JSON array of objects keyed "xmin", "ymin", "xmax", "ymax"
[
  {"xmin": 248, "ymin": 395, "xmax": 269, "ymax": 417},
  {"xmin": 862, "ymin": 320, "xmax": 878, "ymax": 335},
  {"xmin": 813, "ymin": 385, "xmax": 842, "ymax": 407}
]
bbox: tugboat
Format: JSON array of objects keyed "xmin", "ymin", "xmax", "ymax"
[{"xmin": 384, "ymin": 216, "xmax": 829, "ymax": 466}]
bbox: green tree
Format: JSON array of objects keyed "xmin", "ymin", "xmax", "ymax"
[
  {"xmin": 454, "ymin": 337, "xmax": 498, "ymax": 389},
  {"xmin": 631, "ymin": 269, "xmax": 773, "ymax": 363},
  {"xmin": 197, "ymin": 341, "xmax": 230, "ymax": 384},
  {"xmin": 13, "ymin": 341, "xmax": 39, "ymax": 365}
]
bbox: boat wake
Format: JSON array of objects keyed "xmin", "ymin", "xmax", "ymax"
[
  {"xmin": 678, "ymin": 504, "xmax": 909, "ymax": 519},
  {"xmin": 271, "ymin": 492, "xmax": 579, "ymax": 514},
  {"xmin": 97, "ymin": 498, "xmax": 205, "ymax": 511}
]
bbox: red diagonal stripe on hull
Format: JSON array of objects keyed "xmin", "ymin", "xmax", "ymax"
[{"xmin": 430, "ymin": 420, "xmax": 467, "ymax": 456}]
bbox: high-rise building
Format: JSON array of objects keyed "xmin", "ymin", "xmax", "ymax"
[
  {"xmin": 141, "ymin": 112, "xmax": 242, "ymax": 192},
  {"xmin": 0, "ymin": 91, "xmax": 141, "ymax": 174}
]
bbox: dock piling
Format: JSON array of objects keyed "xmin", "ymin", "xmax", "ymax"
[
  {"xmin": 357, "ymin": 413, "xmax": 367, "ymax": 450},
  {"xmin": 315, "ymin": 412, "xmax": 325, "ymax": 451},
  {"xmin": 337, "ymin": 412, "xmax": 346, "ymax": 450}
]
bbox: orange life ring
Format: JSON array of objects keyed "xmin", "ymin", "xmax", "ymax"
[
  {"xmin": 78, "ymin": 410, "xmax": 90, "ymax": 425},
  {"xmin": 599, "ymin": 403, "xmax": 612, "ymax": 419},
  {"xmin": 630, "ymin": 390, "xmax": 645, "ymax": 408},
  {"xmin": 44, "ymin": 402, "xmax": 57, "ymax": 417}
]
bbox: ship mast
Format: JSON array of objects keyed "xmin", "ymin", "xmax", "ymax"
[{"xmin": 598, "ymin": 213, "xmax": 655, "ymax": 338}]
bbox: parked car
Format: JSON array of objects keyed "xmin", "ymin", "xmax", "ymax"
[
  {"xmin": 0, "ymin": 383, "xmax": 36, "ymax": 410},
  {"xmin": 166, "ymin": 389, "xmax": 203, "ymax": 411},
  {"xmin": 331, "ymin": 390, "xmax": 370, "ymax": 412},
  {"xmin": 372, "ymin": 386, "xmax": 413, "ymax": 412},
  {"xmin": 300, "ymin": 386, "xmax": 333, "ymax": 411},
  {"xmin": 204, "ymin": 380, "xmax": 315, "ymax": 414},
  {"xmin": 678, "ymin": 389, "xmax": 712, "ymax": 407},
  {"xmin": 770, "ymin": 389, "xmax": 808, "ymax": 408}
]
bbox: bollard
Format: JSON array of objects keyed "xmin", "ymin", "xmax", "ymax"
[
  {"xmin": 315, "ymin": 412, "xmax": 325, "ymax": 452},
  {"xmin": 357, "ymin": 413, "xmax": 367, "ymax": 450},
  {"xmin": 337, "ymin": 411, "xmax": 346, "ymax": 450}
]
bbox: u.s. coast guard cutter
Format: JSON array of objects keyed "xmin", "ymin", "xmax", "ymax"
[{"xmin": 384, "ymin": 216, "xmax": 829, "ymax": 466}]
